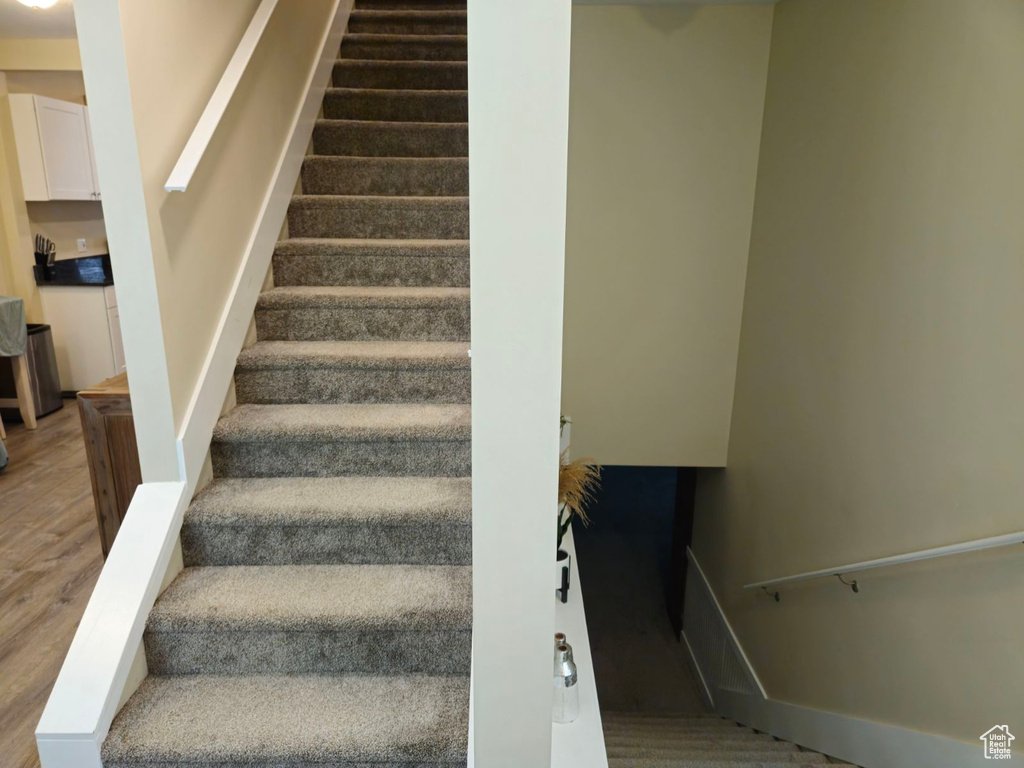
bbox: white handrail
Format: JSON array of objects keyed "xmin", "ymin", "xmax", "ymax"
[
  {"xmin": 164, "ymin": 0, "xmax": 279, "ymax": 192},
  {"xmin": 36, "ymin": 482, "xmax": 189, "ymax": 768},
  {"xmin": 744, "ymin": 529, "xmax": 1024, "ymax": 591}
]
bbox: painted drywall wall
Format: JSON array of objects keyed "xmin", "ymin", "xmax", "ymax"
[
  {"xmin": 468, "ymin": 0, "xmax": 572, "ymax": 764},
  {"xmin": 561, "ymin": 4, "xmax": 773, "ymax": 467},
  {"xmin": 119, "ymin": 0, "xmax": 334, "ymax": 433},
  {"xmin": 0, "ymin": 39, "xmax": 81, "ymax": 71},
  {"xmin": 75, "ymin": 0, "xmax": 335, "ymax": 479},
  {"xmin": 693, "ymin": 0, "xmax": 1024, "ymax": 745},
  {"xmin": 4, "ymin": 70, "xmax": 86, "ymax": 102}
]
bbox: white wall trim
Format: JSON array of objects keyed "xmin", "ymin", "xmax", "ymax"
[
  {"xmin": 73, "ymin": 0, "xmax": 180, "ymax": 483},
  {"xmin": 175, "ymin": 0, "xmax": 351, "ymax": 494},
  {"xmin": 36, "ymin": 482, "xmax": 189, "ymax": 768},
  {"xmin": 683, "ymin": 549, "xmax": 984, "ymax": 768},
  {"xmin": 468, "ymin": 0, "xmax": 572, "ymax": 762},
  {"xmin": 715, "ymin": 690, "xmax": 983, "ymax": 768}
]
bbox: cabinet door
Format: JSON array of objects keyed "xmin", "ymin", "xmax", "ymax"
[
  {"xmin": 34, "ymin": 95, "xmax": 96, "ymax": 200},
  {"xmin": 83, "ymin": 106, "xmax": 102, "ymax": 200}
]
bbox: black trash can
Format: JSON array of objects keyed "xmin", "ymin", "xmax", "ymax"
[{"xmin": 0, "ymin": 324, "xmax": 63, "ymax": 421}]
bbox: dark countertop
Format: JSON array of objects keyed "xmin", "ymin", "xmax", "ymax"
[{"xmin": 34, "ymin": 254, "xmax": 113, "ymax": 287}]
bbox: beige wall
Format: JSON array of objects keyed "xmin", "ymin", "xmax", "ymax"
[
  {"xmin": 561, "ymin": 4, "xmax": 773, "ymax": 467},
  {"xmin": 4, "ymin": 70, "xmax": 86, "ymax": 102},
  {"xmin": 0, "ymin": 39, "xmax": 81, "ymax": 71},
  {"xmin": 115, "ymin": 0, "xmax": 334, "ymax": 431},
  {"xmin": 693, "ymin": 0, "xmax": 1024, "ymax": 744}
]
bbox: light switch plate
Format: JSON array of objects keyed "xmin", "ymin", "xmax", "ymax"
[{"xmin": 77, "ymin": 238, "xmax": 87, "ymax": 253}]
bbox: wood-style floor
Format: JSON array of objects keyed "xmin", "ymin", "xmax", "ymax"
[{"xmin": 0, "ymin": 404, "xmax": 103, "ymax": 768}]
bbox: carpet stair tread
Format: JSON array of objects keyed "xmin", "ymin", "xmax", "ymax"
[
  {"xmin": 349, "ymin": 9, "xmax": 466, "ymax": 35},
  {"xmin": 268, "ymin": 237, "xmax": 468, "ymax": 288},
  {"xmin": 150, "ymin": 564, "xmax": 471, "ymax": 632},
  {"xmin": 334, "ymin": 59, "xmax": 467, "ymax": 90},
  {"xmin": 238, "ymin": 340, "xmax": 470, "ymax": 369},
  {"xmin": 254, "ymin": 286, "xmax": 470, "ymax": 342},
  {"xmin": 605, "ymin": 735, "xmax": 798, "ymax": 749},
  {"xmin": 603, "ymin": 714, "xmax": 836, "ymax": 768},
  {"xmin": 272, "ymin": 238, "xmax": 469, "ymax": 288},
  {"xmin": 341, "ymin": 33, "xmax": 467, "ymax": 61},
  {"xmin": 234, "ymin": 340, "xmax": 471, "ymax": 405},
  {"xmin": 213, "ymin": 402, "xmax": 470, "ymax": 442},
  {"xmin": 181, "ymin": 477, "xmax": 472, "ymax": 567},
  {"xmin": 188, "ymin": 476, "xmax": 471, "ymax": 525},
  {"xmin": 313, "ymin": 119, "xmax": 468, "ymax": 157},
  {"xmin": 358, "ymin": 0, "xmax": 466, "ymax": 8},
  {"xmin": 608, "ymin": 761, "xmax": 829, "ymax": 768},
  {"xmin": 608, "ymin": 749, "xmax": 827, "ymax": 763},
  {"xmin": 603, "ymin": 722, "xmax": 756, "ymax": 733},
  {"xmin": 302, "ymin": 156, "xmax": 467, "ymax": 196},
  {"xmin": 257, "ymin": 284, "xmax": 468, "ymax": 308},
  {"xmin": 102, "ymin": 674, "xmax": 469, "ymax": 767},
  {"xmin": 287, "ymin": 195, "xmax": 469, "ymax": 240},
  {"xmin": 324, "ymin": 87, "xmax": 467, "ymax": 122}
]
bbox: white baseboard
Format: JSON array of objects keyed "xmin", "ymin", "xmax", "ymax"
[
  {"xmin": 683, "ymin": 549, "xmax": 984, "ymax": 768},
  {"xmin": 175, "ymin": 0, "xmax": 352, "ymax": 493},
  {"xmin": 714, "ymin": 689, "xmax": 982, "ymax": 768}
]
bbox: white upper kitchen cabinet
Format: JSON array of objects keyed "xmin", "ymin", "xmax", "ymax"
[
  {"xmin": 83, "ymin": 106, "xmax": 102, "ymax": 201},
  {"xmin": 9, "ymin": 94, "xmax": 101, "ymax": 201}
]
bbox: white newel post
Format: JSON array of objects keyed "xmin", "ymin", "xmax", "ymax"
[{"xmin": 468, "ymin": 1, "xmax": 573, "ymax": 766}]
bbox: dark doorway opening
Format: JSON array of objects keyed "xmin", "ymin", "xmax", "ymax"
[{"xmin": 572, "ymin": 466, "xmax": 707, "ymax": 713}]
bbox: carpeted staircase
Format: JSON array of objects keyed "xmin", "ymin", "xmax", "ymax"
[
  {"xmin": 603, "ymin": 712, "xmax": 856, "ymax": 768},
  {"xmin": 102, "ymin": 2, "xmax": 471, "ymax": 766}
]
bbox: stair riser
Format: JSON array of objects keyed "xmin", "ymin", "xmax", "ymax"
[
  {"xmin": 235, "ymin": 367, "xmax": 471, "ymax": 404},
  {"xmin": 256, "ymin": 305, "xmax": 470, "ymax": 342},
  {"xmin": 334, "ymin": 61, "xmax": 467, "ymax": 90},
  {"xmin": 145, "ymin": 628, "xmax": 471, "ymax": 676},
  {"xmin": 302, "ymin": 158, "xmax": 468, "ymax": 196},
  {"xmin": 314, "ymin": 120, "xmax": 468, "ymax": 157},
  {"xmin": 109, "ymin": 760, "xmax": 468, "ymax": 768},
  {"xmin": 211, "ymin": 439, "xmax": 471, "ymax": 477},
  {"xmin": 288, "ymin": 199, "xmax": 469, "ymax": 239},
  {"xmin": 181, "ymin": 522, "xmax": 473, "ymax": 566},
  {"xmin": 607, "ymin": 762, "xmax": 825, "ymax": 768},
  {"xmin": 358, "ymin": 0, "xmax": 466, "ymax": 8},
  {"xmin": 602, "ymin": 729, "xmax": 749, "ymax": 733},
  {"xmin": 324, "ymin": 89, "xmax": 467, "ymax": 122},
  {"xmin": 273, "ymin": 252, "xmax": 470, "ymax": 288},
  {"xmin": 348, "ymin": 16, "xmax": 467, "ymax": 35},
  {"xmin": 341, "ymin": 35, "xmax": 467, "ymax": 61},
  {"xmin": 607, "ymin": 750, "xmax": 818, "ymax": 762},
  {"xmin": 606, "ymin": 742, "xmax": 803, "ymax": 755}
]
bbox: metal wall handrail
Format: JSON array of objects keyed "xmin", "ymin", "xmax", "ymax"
[{"xmin": 744, "ymin": 530, "xmax": 1024, "ymax": 596}]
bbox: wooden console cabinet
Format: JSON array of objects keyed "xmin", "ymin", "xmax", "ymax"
[{"xmin": 78, "ymin": 373, "xmax": 141, "ymax": 557}]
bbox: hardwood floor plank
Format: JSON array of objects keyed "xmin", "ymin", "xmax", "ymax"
[{"xmin": 0, "ymin": 403, "xmax": 103, "ymax": 768}]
